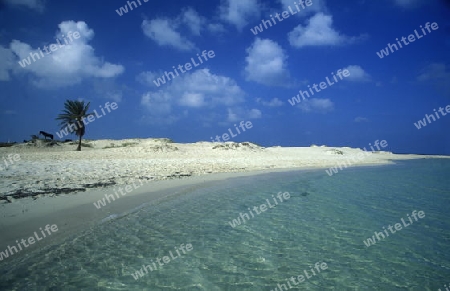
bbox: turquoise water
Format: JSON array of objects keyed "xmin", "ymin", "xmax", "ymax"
[{"xmin": 1, "ymin": 159, "xmax": 450, "ymax": 290}]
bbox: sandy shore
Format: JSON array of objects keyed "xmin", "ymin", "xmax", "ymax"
[
  {"xmin": 0, "ymin": 138, "xmax": 447, "ymax": 262},
  {"xmin": 1, "ymin": 138, "xmax": 443, "ymax": 201}
]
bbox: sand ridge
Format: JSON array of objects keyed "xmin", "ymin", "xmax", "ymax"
[{"xmin": 0, "ymin": 138, "xmax": 444, "ymax": 202}]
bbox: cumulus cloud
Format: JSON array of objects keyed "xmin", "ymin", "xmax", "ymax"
[
  {"xmin": 141, "ymin": 91, "xmax": 173, "ymax": 116},
  {"xmin": 256, "ymin": 97, "xmax": 284, "ymax": 107},
  {"xmin": 141, "ymin": 69, "xmax": 246, "ymax": 123},
  {"xmin": 8, "ymin": 21, "xmax": 124, "ymax": 88},
  {"xmin": 297, "ymin": 98, "xmax": 334, "ymax": 113},
  {"xmin": 227, "ymin": 108, "xmax": 262, "ymax": 122},
  {"xmin": 342, "ymin": 65, "xmax": 371, "ymax": 82},
  {"xmin": 182, "ymin": 7, "xmax": 205, "ymax": 36},
  {"xmin": 4, "ymin": 0, "xmax": 45, "ymax": 12},
  {"xmin": 176, "ymin": 69, "xmax": 245, "ymax": 107},
  {"xmin": 179, "ymin": 93, "xmax": 207, "ymax": 107},
  {"xmin": 248, "ymin": 108, "xmax": 262, "ymax": 118},
  {"xmin": 142, "ymin": 19, "xmax": 196, "ymax": 51},
  {"xmin": 141, "ymin": 7, "xmax": 214, "ymax": 51},
  {"xmin": 245, "ymin": 38, "xmax": 290, "ymax": 86},
  {"xmin": 220, "ymin": 0, "xmax": 261, "ymax": 30},
  {"xmin": 288, "ymin": 13, "xmax": 363, "ymax": 48},
  {"xmin": 136, "ymin": 71, "xmax": 162, "ymax": 87},
  {"xmin": 279, "ymin": 0, "xmax": 327, "ymax": 17}
]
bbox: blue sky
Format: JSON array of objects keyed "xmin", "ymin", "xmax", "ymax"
[{"xmin": 0, "ymin": 0, "xmax": 449, "ymax": 154}]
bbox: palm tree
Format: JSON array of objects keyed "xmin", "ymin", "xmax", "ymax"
[{"xmin": 56, "ymin": 100, "xmax": 93, "ymax": 151}]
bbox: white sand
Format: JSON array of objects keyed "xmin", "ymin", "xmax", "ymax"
[
  {"xmin": 1, "ymin": 138, "xmax": 440, "ymax": 200},
  {"xmin": 0, "ymin": 138, "xmax": 447, "ymax": 260}
]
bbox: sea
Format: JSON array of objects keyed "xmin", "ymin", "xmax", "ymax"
[{"xmin": 0, "ymin": 159, "xmax": 449, "ymax": 290}]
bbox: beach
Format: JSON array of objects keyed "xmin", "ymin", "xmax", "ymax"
[
  {"xmin": 2, "ymin": 138, "xmax": 442, "ymax": 200},
  {"xmin": 3, "ymin": 0, "xmax": 449, "ymax": 287},
  {"xmin": 1, "ymin": 139, "xmax": 449, "ymax": 289},
  {"xmin": 0, "ymin": 138, "xmax": 447, "ymax": 260}
]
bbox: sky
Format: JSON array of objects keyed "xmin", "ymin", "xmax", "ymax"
[{"xmin": 0, "ymin": 0, "xmax": 449, "ymax": 154}]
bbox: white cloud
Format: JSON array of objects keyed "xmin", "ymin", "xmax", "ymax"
[
  {"xmin": 245, "ymin": 38, "xmax": 290, "ymax": 86},
  {"xmin": 140, "ymin": 91, "xmax": 181, "ymax": 125},
  {"xmin": 257, "ymin": 97, "xmax": 284, "ymax": 107},
  {"xmin": 342, "ymin": 65, "xmax": 371, "ymax": 82},
  {"xmin": 297, "ymin": 98, "xmax": 334, "ymax": 113},
  {"xmin": 4, "ymin": 0, "xmax": 45, "ymax": 12},
  {"xmin": 227, "ymin": 108, "xmax": 262, "ymax": 122},
  {"xmin": 176, "ymin": 69, "xmax": 245, "ymax": 107},
  {"xmin": 220, "ymin": 0, "xmax": 261, "ymax": 30},
  {"xmin": 248, "ymin": 108, "xmax": 262, "ymax": 118},
  {"xmin": 141, "ymin": 69, "xmax": 246, "ymax": 123},
  {"xmin": 288, "ymin": 13, "xmax": 362, "ymax": 48},
  {"xmin": 8, "ymin": 21, "xmax": 124, "ymax": 88},
  {"xmin": 136, "ymin": 71, "xmax": 162, "ymax": 87},
  {"xmin": 179, "ymin": 93, "xmax": 206, "ymax": 107},
  {"xmin": 141, "ymin": 7, "xmax": 211, "ymax": 50},
  {"xmin": 279, "ymin": 0, "xmax": 327, "ymax": 17},
  {"xmin": 182, "ymin": 7, "xmax": 205, "ymax": 36},
  {"xmin": 141, "ymin": 91, "xmax": 173, "ymax": 116},
  {"xmin": 142, "ymin": 18, "xmax": 196, "ymax": 51},
  {"xmin": 141, "ymin": 7, "xmax": 212, "ymax": 51}
]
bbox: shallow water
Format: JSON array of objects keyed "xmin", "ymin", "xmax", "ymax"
[{"xmin": 1, "ymin": 159, "xmax": 449, "ymax": 290}]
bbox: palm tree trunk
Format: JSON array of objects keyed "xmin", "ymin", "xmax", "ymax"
[{"xmin": 77, "ymin": 134, "xmax": 82, "ymax": 151}]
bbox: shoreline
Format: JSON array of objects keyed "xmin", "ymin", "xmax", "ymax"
[
  {"xmin": 0, "ymin": 161, "xmax": 435, "ymax": 265},
  {"xmin": 1, "ymin": 138, "xmax": 448, "ymax": 265},
  {"xmin": 2, "ymin": 138, "xmax": 446, "ymax": 204},
  {"xmin": 0, "ymin": 168, "xmax": 318, "ymax": 265}
]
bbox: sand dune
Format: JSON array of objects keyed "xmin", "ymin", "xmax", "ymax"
[{"xmin": 1, "ymin": 138, "xmax": 444, "ymax": 203}]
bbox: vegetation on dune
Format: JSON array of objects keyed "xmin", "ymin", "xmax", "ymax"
[
  {"xmin": 103, "ymin": 142, "xmax": 138, "ymax": 149},
  {"xmin": 153, "ymin": 138, "xmax": 174, "ymax": 143}
]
